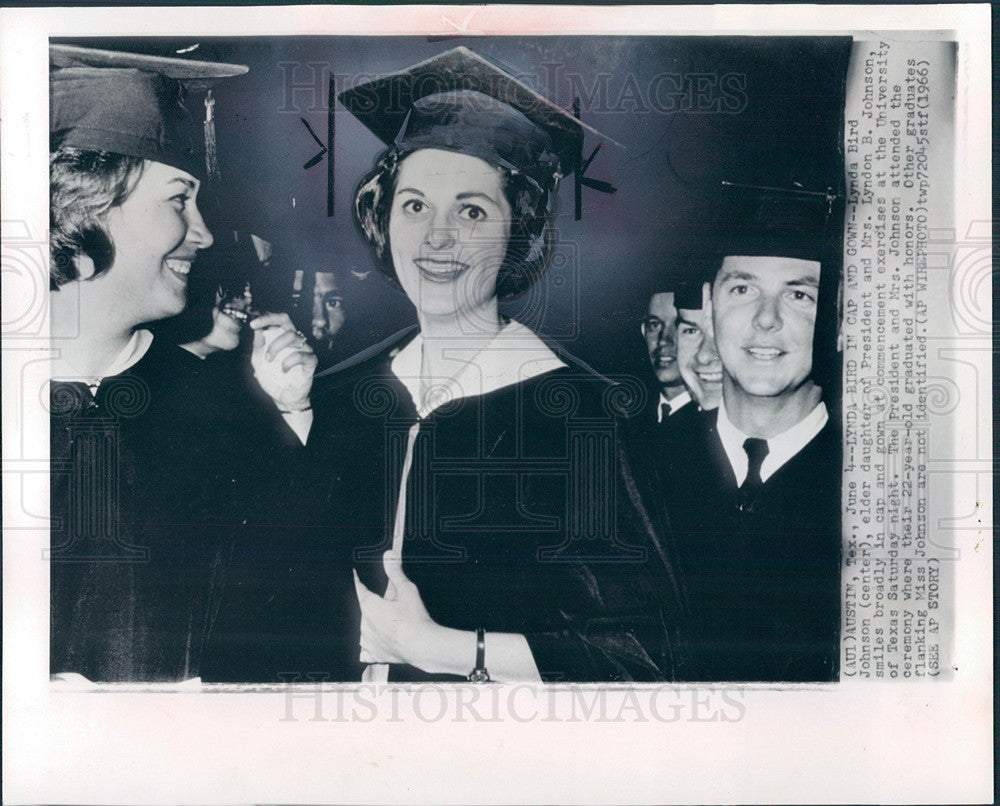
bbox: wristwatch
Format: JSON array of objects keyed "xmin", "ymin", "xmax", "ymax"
[{"xmin": 467, "ymin": 628, "xmax": 491, "ymax": 683}]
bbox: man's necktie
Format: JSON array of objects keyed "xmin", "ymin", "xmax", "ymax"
[
  {"xmin": 738, "ymin": 437, "xmax": 769, "ymax": 514},
  {"xmin": 660, "ymin": 401, "xmax": 672, "ymax": 422}
]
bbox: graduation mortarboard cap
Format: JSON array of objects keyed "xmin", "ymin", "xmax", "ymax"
[
  {"xmin": 717, "ymin": 180, "xmax": 839, "ymax": 266},
  {"xmin": 339, "ymin": 46, "xmax": 617, "ymax": 214},
  {"xmin": 50, "ymin": 44, "xmax": 248, "ymax": 180},
  {"xmin": 672, "ymin": 252, "xmax": 722, "ymax": 309},
  {"xmin": 674, "ymin": 279, "xmax": 705, "ymax": 311}
]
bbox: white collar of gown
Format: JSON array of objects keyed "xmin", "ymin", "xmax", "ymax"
[{"xmin": 389, "ymin": 319, "xmax": 567, "ymax": 419}]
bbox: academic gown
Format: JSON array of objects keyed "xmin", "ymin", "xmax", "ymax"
[
  {"xmin": 664, "ymin": 409, "xmax": 842, "ymax": 682},
  {"xmin": 651, "ymin": 398, "xmax": 703, "ymax": 479},
  {"xmin": 50, "ymin": 339, "xmax": 238, "ymax": 681},
  {"xmin": 306, "ymin": 327, "xmax": 686, "ymax": 683},
  {"xmin": 50, "ymin": 338, "xmax": 299, "ymax": 682},
  {"xmin": 177, "ymin": 349, "xmax": 327, "ymax": 684},
  {"xmin": 660, "ymin": 397, "xmax": 700, "ymax": 432}
]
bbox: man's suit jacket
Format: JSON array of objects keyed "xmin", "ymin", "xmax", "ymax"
[{"xmin": 664, "ymin": 409, "xmax": 842, "ymax": 682}]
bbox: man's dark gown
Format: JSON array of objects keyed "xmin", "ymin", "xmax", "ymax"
[{"xmin": 664, "ymin": 409, "xmax": 842, "ymax": 682}]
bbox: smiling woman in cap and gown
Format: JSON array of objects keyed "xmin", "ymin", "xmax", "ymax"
[
  {"xmin": 47, "ymin": 45, "xmax": 317, "ymax": 682},
  {"xmin": 305, "ymin": 48, "xmax": 687, "ymax": 683}
]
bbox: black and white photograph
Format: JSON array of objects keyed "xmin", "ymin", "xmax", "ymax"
[{"xmin": 1, "ymin": 4, "xmax": 992, "ymax": 804}]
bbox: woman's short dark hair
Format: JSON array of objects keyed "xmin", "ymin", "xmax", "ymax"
[
  {"xmin": 49, "ymin": 147, "xmax": 145, "ymax": 289},
  {"xmin": 353, "ymin": 146, "xmax": 553, "ymax": 301}
]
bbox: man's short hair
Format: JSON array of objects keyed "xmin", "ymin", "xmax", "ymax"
[
  {"xmin": 49, "ymin": 147, "xmax": 145, "ymax": 289},
  {"xmin": 353, "ymin": 145, "xmax": 553, "ymax": 302}
]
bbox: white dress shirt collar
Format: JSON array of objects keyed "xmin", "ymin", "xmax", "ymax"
[
  {"xmin": 716, "ymin": 398, "xmax": 829, "ymax": 485},
  {"xmin": 657, "ymin": 389, "xmax": 692, "ymax": 422},
  {"xmin": 390, "ymin": 320, "xmax": 566, "ymax": 419}
]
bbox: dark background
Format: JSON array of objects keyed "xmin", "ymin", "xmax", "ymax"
[{"xmin": 56, "ymin": 35, "xmax": 850, "ymax": 391}]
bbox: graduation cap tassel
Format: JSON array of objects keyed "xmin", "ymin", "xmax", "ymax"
[
  {"xmin": 572, "ymin": 98, "xmax": 616, "ymax": 220},
  {"xmin": 579, "ymin": 177, "xmax": 617, "ymax": 194},
  {"xmin": 50, "ymin": 45, "xmax": 246, "ymax": 182},
  {"xmin": 580, "ymin": 142, "xmax": 603, "ymax": 175},
  {"xmin": 579, "ymin": 144, "xmax": 617, "ymax": 193},
  {"xmin": 204, "ymin": 90, "xmax": 219, "ymax": 181}
]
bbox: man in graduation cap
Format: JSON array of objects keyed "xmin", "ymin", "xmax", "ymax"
[
  {"xmin": 304, "ymin": 47, "xmax": 684, "ymax": 683},
  {"xmin": 666, "ymin": 223, "xmax": 842, "ymax": 682},
  {"xmin": 47, "ymin": 45, "xmax": 318, "ymax": 683}
]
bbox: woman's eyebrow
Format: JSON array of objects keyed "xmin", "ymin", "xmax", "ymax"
[
  {"xmin": 395, "ymin": 187, "xmax": 425, "ymax": 197},
  {"xmin": 168, "ymin": 177, "xmax": 197, "ymax": 191},
  {"xmin": 456, "ymin": 191, "xmax": 500, "ymax": 205}
]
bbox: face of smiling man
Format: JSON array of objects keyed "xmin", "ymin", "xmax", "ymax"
[
  {"xmin": 676, "ymin": 299, "xmax": 722, "ymax": 410},
  {"xmin": 709, "ymin": 255, "xmax": 821, "ymax": 431}
]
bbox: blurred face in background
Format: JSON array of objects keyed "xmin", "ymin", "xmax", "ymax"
[
  {"xmin": 202, "ymin": 287, "xmax": 244, "ymax": 353},
  {"xmin": 676, "ymin": 283, "xmax": 722, "ymax": 410},
  {"xmin": 311, "ymin": 271, "xmax": 345, "ymax": 345},
  {"xmin": 642, "ymin": 292, "xmax": 682, "ymax": 388}
]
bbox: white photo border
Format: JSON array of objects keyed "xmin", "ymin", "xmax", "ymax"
[{"xmin": 1, "ymin": 4, "xmax": 991, "ymax": 804}]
